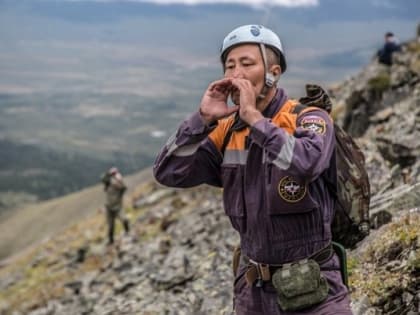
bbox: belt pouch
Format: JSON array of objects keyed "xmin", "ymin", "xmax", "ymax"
[{"xmin": 271, "ymin": 259, "xmax": 329, "ymax": 311}]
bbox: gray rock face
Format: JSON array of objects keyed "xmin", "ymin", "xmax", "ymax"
[
  {"xmin": 331, "ymin": 39, "xmax": 420, "ymax": 139},
  {"xmin": 342, "ymin": 35, "xmax": 420, "ymax": 315}
]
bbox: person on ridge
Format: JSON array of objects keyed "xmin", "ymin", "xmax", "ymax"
[
  {"xmin": 101, "ymin": 166, "xmax": 129, "ymax": 245},
  {"xmin": 153, "ymin": 24, "xmax": 352, "ymax": 314},
  {"xmin": 377, "ymin": 31, "xmax": 401, "ymax": 66}
]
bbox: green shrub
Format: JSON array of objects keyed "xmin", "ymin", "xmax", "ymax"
[
  {"xmin": 368, "ymin": 73, "xmax": 390, "ymax": 94},
  {"xmin": 406, "ymin": 42, "xmax": 420, "ymax": 53}
]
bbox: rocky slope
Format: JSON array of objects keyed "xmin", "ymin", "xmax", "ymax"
[
  {"xmin": 331, "ymin": 28, "xmax": 420, "ymax": 315},
  {"xmin": 0, "ymin": 28, "xmax": 419, "ymax": 315}
]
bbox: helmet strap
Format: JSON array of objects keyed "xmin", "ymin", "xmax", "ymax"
[{"xmin": 258, "ymin": 43, "xmax": 276, "ymax": 99}]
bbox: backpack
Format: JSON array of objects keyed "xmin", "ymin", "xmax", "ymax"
[
  {"xmin": 222, "ymin": 84, "xmax": 371, "ymax": 249},
  {"xmin": 299, "ymin": 84, "xmax": 371, "ymax": 248}
]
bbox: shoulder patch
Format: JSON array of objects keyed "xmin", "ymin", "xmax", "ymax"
[{"xmin": 300, "ymin": 115, "xmax": 326, "ymax": 135}]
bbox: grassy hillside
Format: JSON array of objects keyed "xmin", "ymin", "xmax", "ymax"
[{"xmin": 0, "ymin": 168, "xmax": 153, "ymax": 261}]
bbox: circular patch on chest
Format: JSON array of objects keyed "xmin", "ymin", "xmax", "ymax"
[{"xmin": 278, "ymin": 176, "xmax": 307, "ymax": 203}]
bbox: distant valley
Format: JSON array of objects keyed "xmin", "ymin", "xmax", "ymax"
[
  {"xmin": 0, "ymin": 90, "xmax": 201, "ymax": 212},
  {"xmin": 0, "ymin": 139, "xmax": 147, "ymax": 212}
]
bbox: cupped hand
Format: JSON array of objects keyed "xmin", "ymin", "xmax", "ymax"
[
  {"xmin": 231, "ymin": 78, "xmax": 263, "ymax": 126},
  {"xmin": 199, "ymin": 78, "xmax": 239, "ymax": 124}
]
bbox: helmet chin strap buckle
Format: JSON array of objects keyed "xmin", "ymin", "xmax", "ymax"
[
  {"xmin": 258, "ymin": 73, "xmax": 276, "ymax": 99},
  {"xmin": 265, "ymin": 73, "xmax": 276, "ymax": 88}
]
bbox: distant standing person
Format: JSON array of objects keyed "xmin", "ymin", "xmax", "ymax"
[
  {"xmin": 377, "ymin": 32, "xmax": 401, "ymax": 66},
  {"xmin": 417, "ymin": 23, "xmax": 420, "ymax": 39},
  {"xmin": 101, "ymin": 167, "xmax": 130, "ymax": 245}
]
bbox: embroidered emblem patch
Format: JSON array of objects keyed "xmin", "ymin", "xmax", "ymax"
[
  {"xmin": 278, "ymin": 176, "xmax": 307, "ymax": 203},
  {"xmin": 250, "ymin": 25, "xmax": 261, "ymax": 37},
  {"xmin": 301, "ymin": 116, "xmax": 326, "ymax": 134}
]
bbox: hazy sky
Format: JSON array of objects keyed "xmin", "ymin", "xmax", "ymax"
[
  {"xmin": 56, "ymin": 0, "xmax": 318, "ymax": 7},
  {"xmin": 0, "ymin": 0, "xmax": 418, "ymax": 97}
]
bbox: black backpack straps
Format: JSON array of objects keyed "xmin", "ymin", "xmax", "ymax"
[
  {"xmin": 220, "ymin": 114, "xmax": 248, "ymax": 155},
  {"xmin": 292, "ymin": 103, "xmax": 307, "ymax": 115},
  {"xmin": 298, "ymin": 84, "xmax": 333, "ymax": 114},
  {"xmin": 220, "ymin": 127, "xmax": 234, "ymax": 155},
  {"xmin": 332, "ymin": 242, "xmax": 349, "ymax": 287},
  {"xmin": 220, "ymin": 101, "xmax": 310, "ymax": 155}
]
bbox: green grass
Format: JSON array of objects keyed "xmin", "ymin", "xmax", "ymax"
[
  {"xmin": 368, "ymin": 73, "xmax": 390, "ymax": 94},
  {"xmin": 348, "ymin": 212, "xmax": 420, "ymax": 304}
]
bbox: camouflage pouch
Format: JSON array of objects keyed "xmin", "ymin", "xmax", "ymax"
[{"xmin": 272, "ymin": 259, "xmax": 329, "ymax": 311}]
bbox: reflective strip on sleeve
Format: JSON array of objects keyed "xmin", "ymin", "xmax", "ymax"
[
  {"xmin": 165, "ymin": 131, "xmax": 177, "ymax": 147},
  {"xmin": 173, "ymin": 142, "xmax": 202, "ymax": 157},
  {"xmin": 223, "ymin": 149, "xmax": 248, "ymax": 165},
  {"xmin": 161, "ymin": 131, "xmax": 202, "ymax": 159},
  {"xmin": 165, "ymin": 131, "xmax": 178, "ymax": 155},
  {"xmin": 272, "ymin": 135, "xmax": 295, "ymax": 170}
]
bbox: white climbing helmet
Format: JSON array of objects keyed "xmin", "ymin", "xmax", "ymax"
[{"xmin": 220, "ymin": 24, "xmax": 287, "ymax": 73}]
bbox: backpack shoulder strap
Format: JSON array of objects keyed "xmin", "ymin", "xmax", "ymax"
[
  {"xmin": 221, "ymin": 101, "xmax": 307, "ymax": 155},
  {"xmin": 220, "ymin": 114, "xmax": 248, "ymax": 155},
  {"xmin": 221, "ymin": 127, "xmax": 234, "ymax": 156},
  {"xmin": 292, "ymin": 103, "xmax": 307, "ymax": 115},
  {"xmin": 221, "ymin": 99, "xmax": 322, "ymax": 155}
]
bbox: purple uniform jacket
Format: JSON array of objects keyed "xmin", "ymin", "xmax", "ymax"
[{"xmin": 153, "ymin": 88, "xmax": 352, "ymax": 315}]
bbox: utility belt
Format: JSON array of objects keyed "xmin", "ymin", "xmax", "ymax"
[
  {"xmin": 234, "ymin": 244, "xmax": 336, "ymax": 312},
  {"xmin": 240, "ymin": 244, "xmax": 334, "ymax": 287}
]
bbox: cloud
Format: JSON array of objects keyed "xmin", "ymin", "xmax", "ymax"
[
  {"xmin": 62, "ymin": 0, "xmax": 319, "ymax": 8},
  {"xmin": 370, "ymin": 0, "xmax": 398, "ymax": 9},
  {"xmin": 136, "ymin": 0, "xmax": 318, "ymax": 6}
]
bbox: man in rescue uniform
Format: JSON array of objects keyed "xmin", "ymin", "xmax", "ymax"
[{"xmin": 153, "ymin": 25, "xmax": 352, "ymax": 314}]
